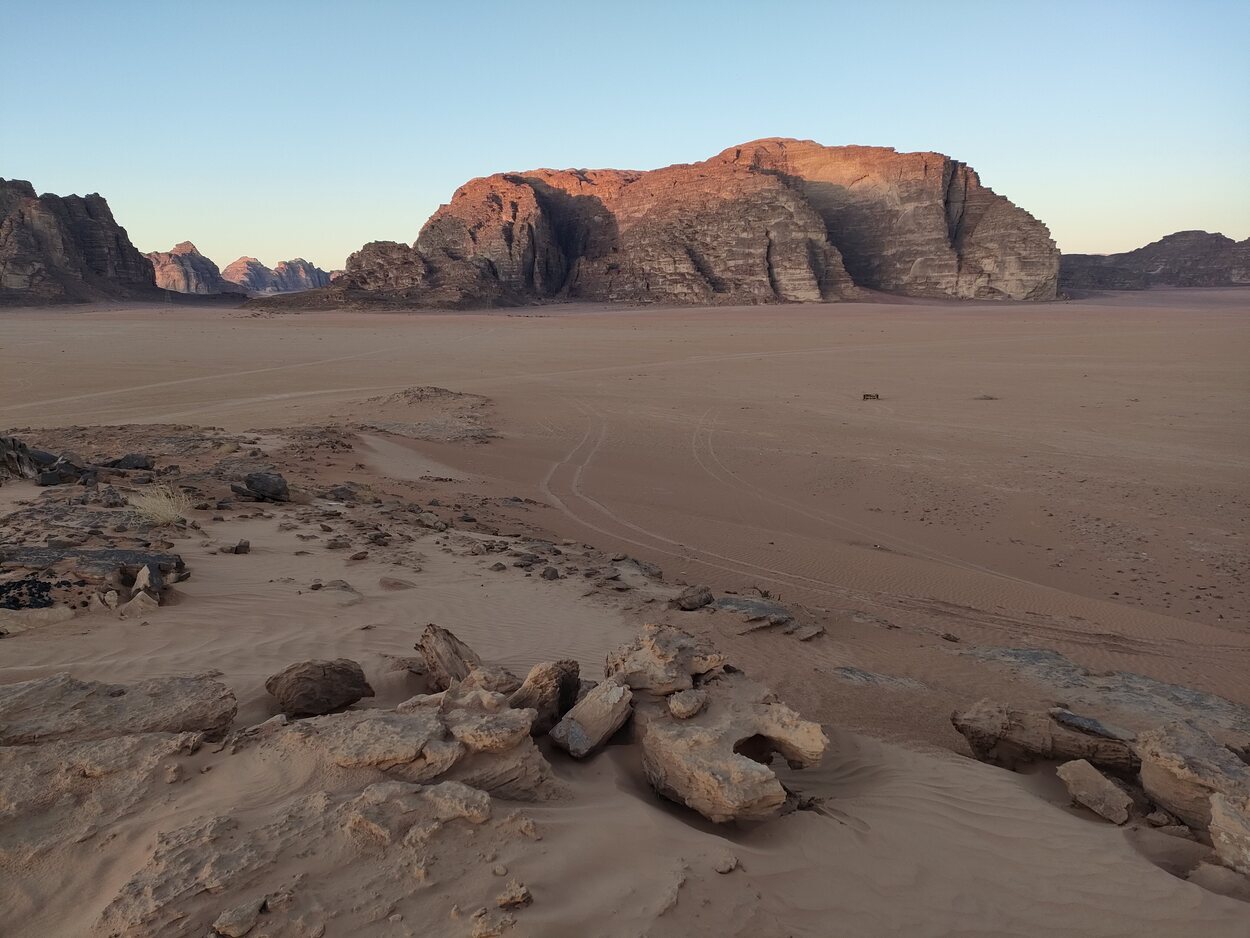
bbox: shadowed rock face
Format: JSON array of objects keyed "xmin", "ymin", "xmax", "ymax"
[
  {"xmin": 146, "ymin": 242, "xmax": 245, "ymax": 295},
  {"xmin": 1060, "ymin": 231, "xmax": 1250, "ymax": 290},
  {"xmin": 222, "ymin": 256, "xmax": 332, "ymax": 294},
  {"xmin": 1, "ymin": 178, "xmax": 157, "ymax": 304},
  {"xmin": 335, "ymin": 138, "xmax": 1057, "ymax": 307}
]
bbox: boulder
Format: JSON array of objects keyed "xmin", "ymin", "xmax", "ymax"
[
  {"xmin": 951, "ymin": 700, "xmax": 1139, "ymax": 773},
  {"xmin": 1, "ymin": 436, "xmax": 37, "ymax": 480},
  {"xmin": 1209, "ymin": 792, "xmax": 1250, "ymax": 875},
  {"xmin": 416, "ymin": 623, "xmax": 483, "ymax": 690},
  {"xmin": 230, "ymin": 471, "xmax": 290, "ymax": 503},
  {"xmin": 508, "ymin": 659, "xmax": 580, "ymax": 735},
  {"xmin": 604, "ymin": 623, "xmax": 726, "ymax": 696},
  {"xmin": 264, "ymin": 658, "xmax": 375, "ymax": 717},
  {"xmin": 673, "ymin": 584, "xmax": 714, "ymax": 611},
  {"xmin": 1055, "ymin": 759, "xmax": 1140, "ymax": 824},
  {"xmin": 550, "ymin": 675, "xmax": 633, "ymax": 758},
  {"xmin": 0, "ymin": 672, "xmax": 237, "ymax": 744},
  {"xmin": 635, "ymin": 671, "xmax": 828, "ymax": 822},
  {"xmin": 1135, "ymin": 722, "xmax": 1250, "ymax": 829}
]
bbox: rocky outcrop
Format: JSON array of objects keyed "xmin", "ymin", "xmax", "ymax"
[
  {"xmin": 145, "ymin": 241, "xmax": 244, "ymax": 295},
  {"xmin": 950, "ymin": 699, "xmax": 1139, "ymax": 772},
  {"xmin": 1, "ymin": 178, "xmax": 158, "ymax": 304},
  {"xmin": 0, "ymin": 672, "xmax": 237, "ymax": 744},
  {"xmin": 1061, "ymin": 231, "xmax": 1250, "ymax": 290},
  {"xmin": 221, "ymin": 255, "xmax": 332, "ymax": 294},
  {"xmin": 321, "ymin": 138, "xmax": 1056, "ymax": 309}
]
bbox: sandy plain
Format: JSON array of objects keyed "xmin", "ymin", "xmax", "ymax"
[{"xmin": 1, "ymin": 288, "xmax": 1248, "ymax": 935}]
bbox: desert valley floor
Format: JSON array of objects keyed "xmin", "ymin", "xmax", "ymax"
[{"xmin": 1, "ymin": 288, "xmax": 1248, "ymax": 936}]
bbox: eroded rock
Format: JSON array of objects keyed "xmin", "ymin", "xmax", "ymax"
[
  {"xmin": 1056, "ymin": 759, "xmax": 1140, "ymax": 824},
  {"xmin": 550, "ymin": 675, "xmax": 633, "ymax": 758},
  {"xmin": 604, "ymin": 623, "xmax": 726, "ymax": 696},
  {"xmin": 1135, "ymin": 722, "xmax": 1250, "ymax": 829},
  {"xmin": 264, "ymin": 658, "xmax": 375, "ymax": 717},
  {"xmin": 417, "ymin": 623, "xmax": 483, "ymax": 691},
  {"xmin": 508, "ymin": 659, "xmax": 580, "ymax": 735},
  {"xmin": 951, "ymin": 699, "xmax": 1139, "ymax": 773}
]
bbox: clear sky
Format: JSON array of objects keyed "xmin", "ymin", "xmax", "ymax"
[{"xmin": 4, "ymin": 0, "xmax": 1247, "ymax": 271}]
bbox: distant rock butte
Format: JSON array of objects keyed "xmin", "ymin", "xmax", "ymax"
[
  {"xmin": 146, "ymin": 242, "xmax": 245, "ymax": 296},
  {"xmin": 1060, "ymin": 231, "xmax": 1250, "ymax": 290},
  {"xmin": 222, "ymin": 256, "xmax": 332, "ymax": 294},
  {"xmin": 1, "ymin": 178, "xmax": 158, "ymax": 304},
  {"xmin": 327, "ymin": 138, "xmax": 1058, "ymax": 308}
]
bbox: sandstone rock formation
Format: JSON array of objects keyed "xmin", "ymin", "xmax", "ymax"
[
  {"xmin": 1135, "ymin": 721, "xmax": 1250, "ymax": 829},
  {"xmin": 1056, "ymin": 759, "xmax": 1141, "ymax": 824},
  {"xmin": 950, "ymin": 699, "xmax": 1139, "ymax": 772},
  {"xmin": 315, "ymin": 138, "xmax": 1057, "ymax": 309},
  {"xmin": 145, "ymin": 241, "xmax": 245, "ymax": 295},
  {"xmin": 1, "ymin": 178, "xmax": 158, "ymax": 304},
  {"xmin": 1060, "ymin": 230, "xmax": 1250, "ymax": 290},
  {"xmin": 550, "ymin": 674, "xmax": 633, "ymax": 758},
  {"xmin": 0, "ymin": 672, "xmax": 237, "ymax": 744},
  {"xmin": 222, "ymin": 255, "xmax": 331, "ymax": 294}
]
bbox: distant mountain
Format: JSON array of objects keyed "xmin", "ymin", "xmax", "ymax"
[
  {"xmin": 221, "ymin": 256, "xmax": 331, "ymax": 294},
  {"xmin": 146, "ymin": 241, "xmax": 245, "ymax": 295},
  {"xmin": 290, "ymin": 137, "xmax": 1057, "ymax": 310},
  {"xmin": 1, "ymin": 178, "xmax": 158, "ymax": 304},
  {"xmin": 1061, "ymin": 231, "xmax": 1250, "ymax": 290}
]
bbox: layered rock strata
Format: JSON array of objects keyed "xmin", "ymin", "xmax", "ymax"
[
  {"xmin": 0, "ymin": 178, "xmax": 157, "ymax": 304},
  {"xmin": 327, "ymin": 138, "xmax": 1058, "ymax": 308}
]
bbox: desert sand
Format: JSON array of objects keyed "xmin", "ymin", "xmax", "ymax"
[{"xmin": 2, "ymin": 288, "xmax": 1249, "ymax": 936}]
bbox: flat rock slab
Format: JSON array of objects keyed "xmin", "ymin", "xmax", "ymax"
[
  {"xmin": 0, "ymin": 672, "xmax": 237, "ymax": 745},
  {"xmin": 0, "ymin": 547, "xmax": 185, "ymax": 576},
  {"xmin": 1056, "ymin": 759, "xmax": 1138, "ymax": 824},
  {"xmin": 952, "ymin": 699, "xmax": 1139, "ymax": 773}
]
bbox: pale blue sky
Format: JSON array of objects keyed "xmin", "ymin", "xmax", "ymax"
[{"xmin": 3, "ymin": 0, "xmax": 1247, "ymax": 270}]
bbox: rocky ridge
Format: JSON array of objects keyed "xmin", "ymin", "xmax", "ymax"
[
  {"xmin": 1060, "ymin": 230, "xmax": 1250, "ymax": 290},
  {"xmin": 284, "ymin": 138, "xmax": 1058, "ymax": 310},
  {"xmin": 222, "ymin": 256, "xmax": 332, "ymax": 294},
  {"xmin": 1, "ymin": 179, "xmax": 158, "ymax": 304},
  {"xmin": 146, "ymin": 242, "xmax": 246, "ymax": 295}
]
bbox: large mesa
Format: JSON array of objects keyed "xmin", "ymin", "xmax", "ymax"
[{"xmin": 322, "ymin": 137, "xmax": 1058, "ymax": 308}]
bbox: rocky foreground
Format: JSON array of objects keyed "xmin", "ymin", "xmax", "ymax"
[
  {"xmin": 265, "ymin": 137, "xmax": 1061, "ymax": 309},
  {"xmin": 2, "ymin": 415, "xmax": 1248, "ymax": 935}
]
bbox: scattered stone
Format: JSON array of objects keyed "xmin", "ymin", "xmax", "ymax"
[
  {"xmin": 1056, "ymin": 759, "xmax": 1138, "ymax": 824},
  {"xmin": 349, "ymin": 550, "xmax": 368, "ymax": 561},
  {"xmin": 489, "ymin": 562, "xmax": 507, "ymax": 572},
  {"xmin": 667, "ymin": 689, "xmax": 707, "ymax": 720},
  {"xmin": 264, "ymin": 659, "xmax": 375, "ymax": 717},
  {"xmin": 713, "ymin": 853, "xmax": 739, "ymax": 874},
  {"xmin": 540, "ymin": 566, "xmax": 560, "ymax": 580},
  {"xmin": 230, "ymin": 471, "xmax": 290, "ymax": 503},
  {"xmin": 605, "ymin": 624, "xmax": 726, "ymax": 695},
  {"xmin": 508, "ymin": 660, "xmax": 580, "ymax": 735},
  {"xmin": 417, "ymin": 623, "xmax": 483, "ymax": 691},
  {"xmin": 495, "ymin": 879, "xmax": 532, "ymax": 910},
  {"xmin": 550, "ymin": 675, "xmax": 633, "ymax": 758},
  {"xmin": 673, "ymin": 584, "xmax": 713, "ymax": 611},
  {"xmin": 378, "ymin": 576, "xmax": 416, "ymax": 590}
]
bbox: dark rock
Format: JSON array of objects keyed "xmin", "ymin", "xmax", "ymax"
[
  {"xmin": 264, "ymin": 659, "xmax": 375, "ymax": 717},
  {"xmin": 673, "ymin": 585, "xmax": 714, "ymax": 611},
  {"xmin": 1061, "ymin": 231, "xmax": 1250, "ymax": 291},
  {"xmin": 106, "ymin": 454, "xmax": 153, "ymax": 470},
  {"xmin": 230, "ymin": 471, "xmax": 290, "ymax": 503}
]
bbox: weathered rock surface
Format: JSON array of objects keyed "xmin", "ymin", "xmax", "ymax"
[
  {"xmin": 508, "ymin": 659, "xmax": 580, "ymax": 735},
  {"xmin": 1, "ymin": 178, "xmax": 158, "ymax": 304},
  {"xmin": 635, "ymin": 669, "xmax": 828, "ymax": 822},
  {"xmin": 720, "ymin": 138, "xmax": 1059, "ymax": 300},
  {"xmin": 1135, "ymin": 722, "xmax": 1250, "ymax": 829},
  {"xmin": 951, "ymin": 699, "xmax": 1139, "ymax": 772},
  {"xmin": 1056, "ymin": 759, "xmax": 1139, "ymax": 824},
  {"xmin": 229, "ymin": 470, "xmax": 290, "ymax": 503},
  {"xmin": 301, "ymin": 138, "xmax": 1055, "ymax": 309},
  {"xmin": 673, "ymin": 584, "xmax": 714, "ymax": 611},
  {"xmin": 417, "ymin": 623, "xmax": 483, "ymax": 690},
  {"xmin": 550, "ymin": 674, "xmax": 633, "ymax": 758},
  {"xmin": 1061, "ymin": 231, "xmax": 1250, "ymax": 291},
  {"xmin": 605, "ymin": 623, "xmax": 727, "ymax": 695},
  {"xmin": 264, "ymin": 658, "xmax": 375, "ymax": 716},
  {"xmin": 1, "ymin": 436, "xmax": 37, "ymax": 480},
  {"xmin": 145, "ymin": 241, "xmax": 245, "ymax": 295},
  {"xmin": 0, "ymin": 672, "xmax": 237, "ymax": 744},
  {"xmin": 1209, "ymin": 792, "xmax": 1250, "ymax": 876},
  {"xmin": 222, "ymin": 256, "xmax": 331, "ymax": 294}
]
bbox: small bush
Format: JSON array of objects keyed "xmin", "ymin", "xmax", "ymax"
[{"xmin": 130, "ymin": 484, "xmax": 193, "ymax": 526}]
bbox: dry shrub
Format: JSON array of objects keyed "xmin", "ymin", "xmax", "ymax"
[{"xmin": 130, "ymin": 484, "xmax": 193, "ymax": 526}]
